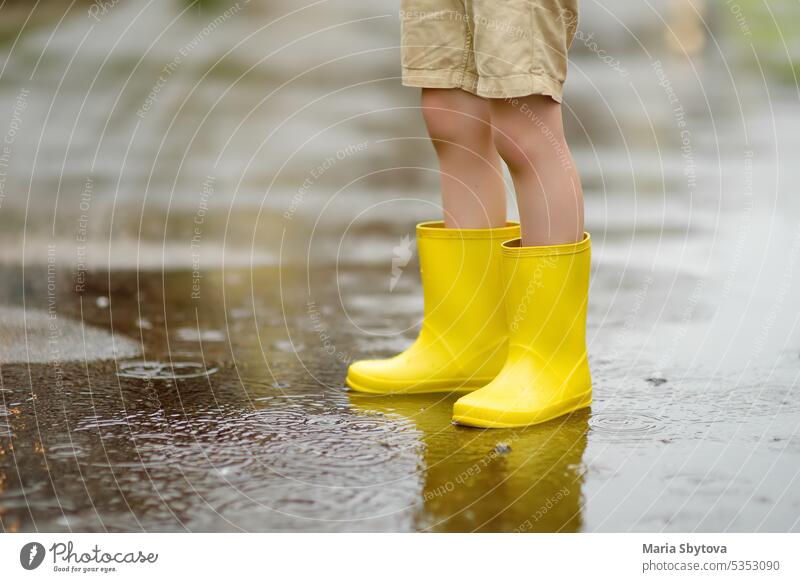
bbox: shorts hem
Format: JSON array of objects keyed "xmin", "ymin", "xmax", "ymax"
[
  {"xmin": 402, "ymin": 68, "xmax": 564, "ymax": 102},
  {"xmin": 402, "ymin": 68, "xmax": 479, "ymax": 95}
]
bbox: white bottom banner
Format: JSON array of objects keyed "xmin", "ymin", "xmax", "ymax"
[{"xmin": 1, "ymin": 533, "xmax": 797, "ymax": 581}]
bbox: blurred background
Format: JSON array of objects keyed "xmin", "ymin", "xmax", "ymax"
[{"xmin": 0, "ymin": 0, "xmax": 799, "ymax": 532}]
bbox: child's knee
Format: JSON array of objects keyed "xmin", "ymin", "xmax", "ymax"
[
  {"xmin": 491, "ymin": 124, "xmax": 541, "ymax": 170},
  {"xmin": 491, "ymin": 106, "xmax": 564, "ymax": 170}
]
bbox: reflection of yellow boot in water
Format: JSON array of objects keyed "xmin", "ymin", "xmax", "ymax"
[
  {"xmin": 348, "ymin": 392, "xmax": 589, "ymax": 532},
  {"xmin": 347, "ymin": 221, "xmax": 520, "ymax": 394},
  {"xmin": 453, "ymin": 235, "xmax": 592, "ymax": 428}
]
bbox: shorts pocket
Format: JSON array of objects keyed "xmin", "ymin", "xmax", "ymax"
[
  {"xmin": 401, "ymin": 0, "xmax": 467, "ymax": 71},
  {"xmin": 470, "ymin": 0, "xmax": 536, "ymax": 77}
]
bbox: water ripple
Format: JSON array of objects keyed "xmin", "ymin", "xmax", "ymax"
[
  {"xmin": 117, "ymin": 361, "xmax": 219, "ymax": 380},
  {"xmin": 589, "ymin": 411, "xmax": 667, "ymax": 442}
]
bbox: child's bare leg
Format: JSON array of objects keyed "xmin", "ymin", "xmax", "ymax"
[
  {"xmin": 489, "ymin": 95, "xmax": 583, "ymax": 246},
  {"xmin": 421, "ymin": 88, "xmax": 506, "ymax": 229}
]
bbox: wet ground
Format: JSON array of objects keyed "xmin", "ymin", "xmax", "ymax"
[{"xmin": 1, "ymin": 0, "xmax": 799, "ymax": 531}]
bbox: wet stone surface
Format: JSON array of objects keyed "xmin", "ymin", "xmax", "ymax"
[{"xmin": 0, "ymin": 252, "xmax": 797, "ymax": 532}]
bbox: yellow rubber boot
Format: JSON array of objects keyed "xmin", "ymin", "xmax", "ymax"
[
  {"xmin": 346, "ymin": 221, "xmax": 520, "ymax": 394},
  {"xmin": 453, "ymin": 234, "xmax": 592, "ymax": 427}
]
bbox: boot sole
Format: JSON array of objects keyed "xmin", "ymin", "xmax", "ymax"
[
  {"xmin": 452, "ymin": 391, "xmax": 592, "ymax": 428},
  {"xmin": 345, "ymin": 374, "xmax": 492, "ymax": 395}
]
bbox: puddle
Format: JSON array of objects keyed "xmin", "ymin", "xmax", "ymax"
[{"xmin": 0, "ymin": 306, "xmax": 141, "ymax": 364}]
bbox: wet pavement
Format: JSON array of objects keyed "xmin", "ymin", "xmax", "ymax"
[{"xmin": 1, "ymin": 0, "xmax": 799, "ymax": 532}]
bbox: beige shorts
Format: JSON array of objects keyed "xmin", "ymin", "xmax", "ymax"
[{"xmin": 400, "ymin": 0, "xmax": 577, "ymax": 102}]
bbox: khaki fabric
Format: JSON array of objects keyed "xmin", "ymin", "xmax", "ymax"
[{"xmin": 400, "ymin": 0, "xmax": 578, "ymax": 101}]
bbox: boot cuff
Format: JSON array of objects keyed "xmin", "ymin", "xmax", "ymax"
[
  {"xmin": 416, "ymin": 221, "xmax": 521, "ymax": 240},
  {"xmin": 502, "ymin": 233, "xmax": 591, "ymax": 257}
]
